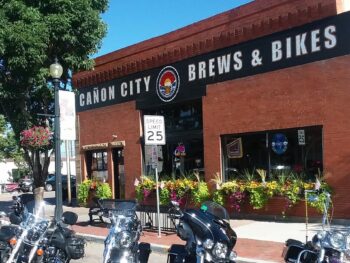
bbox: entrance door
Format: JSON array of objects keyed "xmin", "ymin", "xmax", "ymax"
[{"xmin": 112, "ymin": 148, "xmax": 125, "ymax": 199}]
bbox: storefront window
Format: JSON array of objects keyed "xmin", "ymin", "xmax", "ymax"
[
  {"xmin": 86, "ymin": 150, "xmax": 108, "ymax": 182},
  {"xmin": 142, "ymin": 100, "xmax": 204, "ymax": 179},
  {"xmin": 221, "ymin": 126, "xmax": 323, "ymax": 181}
]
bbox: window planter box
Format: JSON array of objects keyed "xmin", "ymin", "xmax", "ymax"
[{"xmin": 225, "ymin": 196, "xmax": 320, "ymax": 218}]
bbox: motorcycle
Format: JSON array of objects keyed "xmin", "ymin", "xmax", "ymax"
[
  {"xmin": 5, "ymin": 200, "xmax": 50, "ymax": 263},
  {"xmin": 43, "ymin": 211, "xmax": 85, "ymax": 263},
  {"xmin": 167, "ymin": 200, "xmax": 237, "ymax": 263},
  {"xmin": 4, "ymin": 195, "xmax": 85, "ymax": 263},
  {"xmin": 0, "ymin": 194, "xmax": 32, "ymax": 263},
  {"xmin": 100, "ymin": 199, "xmax": 150, "ymax": 263},
  {"xmin": 282, "ymin": 190, "xmax": 350, "ymax": 262}
]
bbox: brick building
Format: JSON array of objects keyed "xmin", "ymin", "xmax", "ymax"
[{"xmin": 73, "ymin": 0, "xmax": 350, "ymax": 218}]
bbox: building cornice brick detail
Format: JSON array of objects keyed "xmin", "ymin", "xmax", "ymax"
[{"xmin": 73, "ymin": 0, "xmax": 342, "ymax": 88}]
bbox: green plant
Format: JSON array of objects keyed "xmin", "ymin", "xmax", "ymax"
[
  {"xmin": 191, "ymin": 181, "xmax": 210, "ymax": 205},
  {"xmin": 159, "ymin": 188, "xmax": 170, "ymax": 205},
  {"xmin": 135, "ymin": 176, "xmax": 156, "ymax": 202},
  {"xmin": 256, "ymin": 169, "xmax": 266, "ymax": 183},
  {"xmin": 239, "ymin": 169, "xmax": 256, "ymax": 181},
  {"xmin": 77, "ymin": 179, "xmax": 92, "ymax": 204},
  {"xmin": 213, "ymin": 190, "xmax": 225, "ymax": 205},
  {"xmin": 96, "ymin": 182, "xmax": 112, "ymax": 200},
  {"xmin": 247, "ymin": 186, "xmax": 269, "ymax": 209}
]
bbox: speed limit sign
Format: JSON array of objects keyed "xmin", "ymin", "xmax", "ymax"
[{"xmin": 144, "ymin": 115, "xmax": 166, "ymax": 145}]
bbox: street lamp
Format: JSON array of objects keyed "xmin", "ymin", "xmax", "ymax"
[{"xmin": 50, "ymin": 58, "xmax": 63, "ymax": 221}]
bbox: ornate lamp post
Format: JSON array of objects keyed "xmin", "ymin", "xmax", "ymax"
[{"xmin": 50, "ymin": 59, "xmax": 63, "ymax": 220}]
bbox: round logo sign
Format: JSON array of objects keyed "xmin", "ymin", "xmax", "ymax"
[
  {"xmin": 271, "ymin": 133, "xmax": 288, "ymax": 155},
  {"xmin": 156, "ymin": 66, "xmax": 180, "ymax": 102}
]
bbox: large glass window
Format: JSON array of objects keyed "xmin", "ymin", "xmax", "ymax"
[
  {"xmin": 221, "ymin": 126, "xmax": 323, "ymax": 181},
  {"xmin": 85, "ymin": 150, "xmax": 108, "ymax": 182},
  {"xmin": 142, "ymin": 100, "xmax": 204, "ymax": 179}
]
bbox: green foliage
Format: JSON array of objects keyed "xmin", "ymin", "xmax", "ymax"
[
  {"xmin": 0, "ymin": 0, "xmax": 108, "ymax": 189},
  {"xmin": 246, "ymin": 186, "xmax": 269, "ymax": 209},
  {"xmin": 159, "ymin": 188, "xmax": 170, "ymax": 205},
  {"xmin": 213, "ymin": 190, "xmax": 225, "ymax": 206},
  {"xmin": 134, "ymin": 173, "xmax": 332, "ymax": 214},
  {"xmin": 77, "ymin": 179, "xmax": 92, "ymax": 204},
  {"xmin": 191, "ymin": 182, "xmax": 210, "ymax": 205},
  {"xmin": 78, "ymin": 179, "xmax": 112, "ymax": 205},
  {"xmin": 95, "ymin": 182, "xmax": 112, "ymax": 200},
  {"xmin": 135, "ymin": 176, "xmax": 156, "ymax": 202}
]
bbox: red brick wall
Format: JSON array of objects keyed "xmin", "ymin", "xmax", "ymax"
[
  {"xmin": 73, "ymin": 0, "xmax": 341, "ymax": 88},
  {"xmin": 78, "ymin": 101, "xmax": 141, "ymax": 199},
  {"xmin": 203, "ymin": 55, "xmax": 350, "ymax": 218}
]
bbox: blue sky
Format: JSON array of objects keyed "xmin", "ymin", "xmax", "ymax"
[{"xmin": 94, "ymin": 0, "xmax": 253, "ymax": 57}]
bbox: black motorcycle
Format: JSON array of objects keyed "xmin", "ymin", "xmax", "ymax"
[
  {"xmin": 168, "ymin": 201, "xmax": 237, "ymax": 263},
  {"xmin": 0, "ymin": 215, "xmax": 17, "ymax": 263},
  {"xmin": 43, "ymin": 211, "xmax": 85, "ymax": 263},
  {"xmin": 283, "ymin": 190, "xmax": 350, "ymax": 263},
  {"xmin": 101, "ymin": 199, "xmax": 151, "ymax": 263},
  {"xmin": 0, "ymin": 194, "xmax": 32, "ymax": 262},
  {"xmin": 3, "ymin": 195, "xmax": 85, "ymax": 263}
]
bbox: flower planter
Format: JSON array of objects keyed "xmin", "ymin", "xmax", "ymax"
[
  {"xmin": 225, "ymin": 196, "xmax": 321, "ymax": 218},
  {"xmin": 139, "ymin": 192, "xmax": 198, "ymax": 209}
]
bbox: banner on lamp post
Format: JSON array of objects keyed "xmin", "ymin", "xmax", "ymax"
[{"xmin": 59, "ymin": 90, "xmax": 76, "ymax": 141}]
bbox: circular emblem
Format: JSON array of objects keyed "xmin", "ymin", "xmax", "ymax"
[
  {"xmin": 271, "ymin": 133, "xmax": 288, "ymax": 155},
  {"xmin": 156, "ymin": 66, "xmax": 180, "ymax": 102}
]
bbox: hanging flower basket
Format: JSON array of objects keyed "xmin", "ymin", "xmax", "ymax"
[{"xmin": 20, "ymin": 126, "xmax": 53, "ymax": 150}]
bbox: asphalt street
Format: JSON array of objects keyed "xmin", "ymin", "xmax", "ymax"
[{"xmin": 74, "ymin": 241, "xmax": 167, "ymax": 262}]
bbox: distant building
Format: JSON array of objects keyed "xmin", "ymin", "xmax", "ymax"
[{"xmin": 0, "ymin": 159, "xmax": 17, "ymax": 183}]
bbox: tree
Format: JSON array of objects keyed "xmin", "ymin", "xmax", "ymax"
[{"xmin": 0, "ymin": 0, "xmax": 108, "ymax": 201}]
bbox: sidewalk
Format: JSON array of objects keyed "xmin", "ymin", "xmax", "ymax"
[
  {"xmin": 64, "ymin": 205, "xmax": 341, "ymax": 263},
  {"xmin": 73, "ymin": 222, "xmax": 285, "ymax": 262},
  {"xmin": 1, "ymin": 192, "xmax": 346, "ymax": 263}
]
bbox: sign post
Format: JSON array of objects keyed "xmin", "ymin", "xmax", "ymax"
[{"xmin": 144, "ymin": 115, "xmax": 166, "ymax": 238}]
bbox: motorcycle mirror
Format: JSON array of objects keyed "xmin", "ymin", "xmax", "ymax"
[
  {"xmin": 9, "ymin": 212, "xmax": 22, "ymax": 225},
  {"xmin": 62, "ymin": 211, "xmax": 78, "ymax": 225}
]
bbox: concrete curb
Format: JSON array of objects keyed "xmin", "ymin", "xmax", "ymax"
[{"xmin": 76, "ymin": 232, "xmax": 279, "ymax": 263}]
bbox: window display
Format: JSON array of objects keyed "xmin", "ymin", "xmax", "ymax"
[{"xmin": 221, "ymin": 126, "xmax": 323, "ymax": 181}]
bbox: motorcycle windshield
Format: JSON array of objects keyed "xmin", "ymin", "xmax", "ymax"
[
  {"xmin": 99, "ymin": 199, "xmax": 137, "ymax": 217},
  {"xmin": 6, "ymin": 201, "xmax": 50, "ymax": 263},
  {"xmin": 200, "ymin": 201, "xmax": 230, "ymax": 222}
]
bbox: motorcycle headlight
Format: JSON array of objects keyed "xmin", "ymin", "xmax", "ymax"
[
  {"xmin": 329, "ymin": 231, "xmax": 346, "ymax": 249},
  {"xmin": 116, "ymin": 231, "xmax": 132, "ymax": 248},
  {"xmin": 317, "ymin": 230, "xmax": 327, "ymax": 240},
  {"xmin": 203, "ymin": 239, "xmax": 214, "ymax": 249},
  {"xmin": 212, "ymin": 242, "xmax": 228, "ymax": 259}
]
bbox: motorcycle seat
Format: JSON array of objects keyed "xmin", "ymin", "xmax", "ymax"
[
  {"xmin": 61, "ymin": 227, "xmax": 75, "ymax": 238},
  {"xmin": 285, "ymin": 239, "xmax": 304, "ymax": 247},
  {"xmin": 0, "ymin": 225, "xmax": 17, "ymax": 242}
]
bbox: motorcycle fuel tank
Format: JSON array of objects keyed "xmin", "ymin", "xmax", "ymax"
[{"xmin": 182, "ymin": 208, "xmax": 237, "ymax": 248}]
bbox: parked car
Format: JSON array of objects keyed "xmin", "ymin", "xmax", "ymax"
[
  {"xmin": 4, "ymin": 182, "xmax": 19, "ymax": 192},
  {"xmin": 18, "ymin": 178, "xmax": 34, "ymax": 192},
  {"xmin": 45, "ymin": 175, "xmax": 77, "ymax": 200},
  {"xmin": 45, "ymin": 175, "xmax": 76, "ymax": 191}
]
